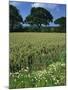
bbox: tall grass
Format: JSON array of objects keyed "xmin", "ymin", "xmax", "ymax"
[{"xmin": 9, "ymin": 33, "xmax": 66, "ymax": 88}]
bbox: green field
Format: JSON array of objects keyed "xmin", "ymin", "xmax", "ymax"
[{"xmin": 9, "ymin": 33, "xmax": 66, "ymax": 88}]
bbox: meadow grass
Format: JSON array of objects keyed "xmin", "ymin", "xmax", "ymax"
[{"xmin": 9, "ymin": 33, "xmax": 66, "ymax": 88}]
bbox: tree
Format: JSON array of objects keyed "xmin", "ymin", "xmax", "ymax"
[
  {"xmin": 10, "ymin": 5, "xmax": 23, "ymax": 32},
  {"xmin": 54, "ymin": 17, "xmax": 66, "ymax": 32},
  {"xmin": 25, "ymin": 7, "xmax": 53, "ymax": 30}
]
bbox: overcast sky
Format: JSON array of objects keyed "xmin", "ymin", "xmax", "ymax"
[{"xmin": 10, "ymin": 1, "xmax": 66, "ymax": 26}]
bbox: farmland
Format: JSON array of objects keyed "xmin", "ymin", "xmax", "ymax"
[{"xmin": 9, "ymin": 33, "xmax": 66, "ymax": 88}]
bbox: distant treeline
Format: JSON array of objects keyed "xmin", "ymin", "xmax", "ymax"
[{"xmin": 10, "ymin": 26, "xmax": 66, "ymax": 33}]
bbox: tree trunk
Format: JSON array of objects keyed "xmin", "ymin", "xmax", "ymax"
[{"xmin": 37, "ymin": 24, "xmax": 41, "ymax": 32}]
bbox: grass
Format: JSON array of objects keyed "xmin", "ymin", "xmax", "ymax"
[{"xmin": 9, "ymin": 32, "xmax": 66, "ymax": 88}]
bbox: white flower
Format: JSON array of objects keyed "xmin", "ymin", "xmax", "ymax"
[
  {"xmin": 17, "ymin": 75, "xmax": 20, "ymax": 78},
  {"xmin": 57, "ymin": 80, "xmax": 59, "ymax": 83},
  {"xmin": 24, "ymin": 69, "xmax": 28, "ymax": 72},
  {"xmin": 15, "ymin": 72, "xmax": 19, "ymax": 75},
  {"xmin": 28, "ymin": 74, "xmax": 30, "ymax": 77},
  {"xmin": 21, "ymin": 81, "xmax": 23, "ymax": 83},
  {"xmin": 42, "ymin": 53, "xmax": 45, "ymax": 56},
  {"xmin": 10, "ymin": 73, "xmax": 12, "ymax": 76},
  {"xmin": 21, "ymin": 74, "xmax": 23, "ymax": 77},
  {"xmin": 26, "ymin": 67, "xmax": 29, "ymax": 70},
  {"xmin": 12, "ymin": 74, "xmax": 14, "ymax": 77},
  {"xmin": 45, "ymin": 80, "xmax": 47, "ymax": 82},
  {"xmin": 53, "ymin": 77, "xmax": 56, "ymax": 81},
  {"xmin": 35, "ymin": 85, "xmax": 37, "ymax": 87},
  {"xmin": 14, "ymin": 79, "xmax": 16, "ymax": 82}
]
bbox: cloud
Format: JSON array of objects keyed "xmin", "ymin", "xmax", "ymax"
[
  {"xmin": 10, "ymin": 1, "xmax": 19, "ymax": 7},
  {"xmin": 32, "ymin": 3, "xmax": 45, "ymax": 8},
  {"xmin": 32, "ymin": 3, "xmax": 59, "ymax": 11}
]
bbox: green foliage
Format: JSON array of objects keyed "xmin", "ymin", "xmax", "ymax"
[
  {"xmin": 54, "ymin": 17, "xmax": 66, "ymax": 26},
  {"xmin": 54, "ymin": 17, "xmax": 66, "ymax": 32},
  {"xmin": 25, "ymin": 7, "xmax": 53, "ymax": 28},
  {"xmin": 9, "ymin": 62, "xmax": 66, "ymax": 88},
  {"xmin": 10, "ymin": 5, "xmax": 23, "ymax": 32},
  {"xmin": 22, "ymin": 26, "xmax": 65, "ymax": 32},
  {"xmin": 9, "ymin": 33, "xmax": 66, "ymax": 88},
  {"xmin": 9, "ymin": 5, "xmax": 66, "ymax": 32}
]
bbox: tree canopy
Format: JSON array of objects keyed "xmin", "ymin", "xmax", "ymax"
[
  {"xmin": 10, "ymin": 5, "xmax": 23, "ymax": 32},
  {"xmin": 54, "ymin": 17, "xmax": 66, "ymax": 32},
  {"xmin": 9, "ymin": 5, "xmax": 66, "ymax": 33},
  {"xmin": 25, "ymin": 7, "xmax": 53, "ymax": 29},
  {"xmin": 54, "ymin": 17, "xmax": 66, "ymax": 27}
]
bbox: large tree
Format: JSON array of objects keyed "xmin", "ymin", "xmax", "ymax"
[
  {"xmin": 10, "ymin": 5, "xmax": 23, "ymax": 32},
  {"xmin": 25, "ymin": 7, "xmax": 53, "ymax": 29},
  {"xmin": 54, "ymin": 17, "xmax": 66, "ymax": 32}
]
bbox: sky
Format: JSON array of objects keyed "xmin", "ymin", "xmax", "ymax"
[{"xmin": 10, "ymin": 1, "xmax": 66, "ymax": 26}]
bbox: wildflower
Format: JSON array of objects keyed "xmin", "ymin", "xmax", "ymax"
[
  {"xmin": 31, "ymin": 78, "xmax": 34, "ymax": 81},
  {"xmin": 26, "ymin": 67, "xmax": 29, "ymax": 70},
  {"xmin": 21, "ymin": 74, "xmax": 23, "ymax": 77},
  {"xmin": 21, "ymin": 81, "xmax": 23, "ymax": 83},
  {"xmin": 56, "ymin": 80, "xmax": 59, "ymax": 83},
  {"xmin": 17, "ymin": 75, "xmax": 20, "ymax": 79},
  {"xmin": 15, "ymin": 72, "xmax": 19, "ymax": 75},
  {"xmin": 35, "ymin": 85, "xmax": 37, "ymax": 87},
  {"xmin": 61, "ymin": 63, "xmax": 65, "ymax": 67},
  {"xmin": 14, "ymin": 79, "xmax": 16, "ymax": 82},
  {"xmin": 12, "ymin": 74, "xmax": 14, "ymax": 77},
  {"xmin": 42, "ymin": 53, "xmax": 45, "ymax": 56},
  {"xmin": 54, "ymin": 82, "xmax": 57, "ymax": 85},
  {"xmin": 45, "ymin": 80, "xmax": 47, "ymax": 82},
  {"xmin": 28, "ymin": 74, "xmax": 30, "ymax": 77},
  {"xmin": 10, "ymin": 73, "xmax": 12, "ymax": 76},
  {"xmin": 24, "ymin": 69, "xmax": 28, "ymax": 72},
  {"xmin": 21, "ymin": 68, "xmax": 24, "ymax": 71},
  {"xmin": 53, "ymin": 77, "xmax": 56, "ymax": 81},
  {"xmin": 34, "ymin": 76, "xmax": 37, "ymax": 80}
]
